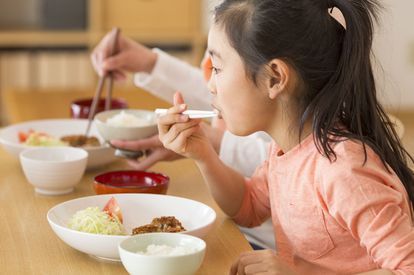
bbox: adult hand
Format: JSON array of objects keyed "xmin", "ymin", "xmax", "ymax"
[
  {"xmin": 229, "ymin": 250, "xmax": 298, "ymax": 275},
  {"xmin": 90, "ymin": 32, "xmax": 158, "ymax": 82},
  {"xmin": 110, "ymin": 135, "xmax": 184, "ymax": 170}
]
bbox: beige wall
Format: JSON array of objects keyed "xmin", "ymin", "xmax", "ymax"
[{"xmin": 374, "ymin": 0, "xmax": 414, "ymax": 112}]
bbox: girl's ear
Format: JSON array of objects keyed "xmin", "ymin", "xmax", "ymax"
[{"xmin": 267, "ymin": 59, "xmax": 290, "ymax": 99}]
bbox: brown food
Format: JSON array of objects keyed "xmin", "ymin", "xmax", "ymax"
[
  {"xmin": 132, "ymin": 216, "xmax": 186, "ymax": 235},
  {"xmin": 60, "ymin": 135, "xmax": 101, "ymax": 147}
]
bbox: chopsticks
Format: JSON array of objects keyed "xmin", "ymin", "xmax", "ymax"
[
  {"xmin": 84, "ymin": 27, "xmax": 120, "ymax": 140},
  {"xmin": 155, "ymin": 108, "xmax": 218, "ymax": 119}
]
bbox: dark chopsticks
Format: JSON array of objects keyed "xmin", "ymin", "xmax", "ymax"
[{"xmin": 84, "ymin": 27, "xmax": 120, "ymax": 142}]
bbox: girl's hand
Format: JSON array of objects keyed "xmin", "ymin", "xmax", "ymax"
[
  {"xmin": 230, "ymin": 250, "xmax": 298, "ymax": 275},
  {"xmin": 157, "ymin": 92, "xmax": 212, "ymax": 161}
]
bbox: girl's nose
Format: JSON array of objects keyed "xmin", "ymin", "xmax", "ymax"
[{"xmin": 207, "ymin": 77, "xmax": 217, "ymax": 95}]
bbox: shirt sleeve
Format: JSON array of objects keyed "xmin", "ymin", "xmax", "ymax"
[
  {"xmin": 134, "ymin": 48, "xmax": 213, "ymax": 110},
  {"xmin": 319, "ymin": 148, "xmax": 414, "ymax": 274},
  {"xmin": 219, "ymin": 131, "xmax": 271, "ymax": 178},
  {"xmin": 231, "ymin": 145, "xmax": 274, "ymax": 228}
]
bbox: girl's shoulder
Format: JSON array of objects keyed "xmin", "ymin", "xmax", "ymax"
[
  {"xmin": 328, "ymin": 138, "xmax": 385, "ymax": 170},
  {"xmin": 316, "ymin": 138, "xmax": 403, "ymax": 196}
]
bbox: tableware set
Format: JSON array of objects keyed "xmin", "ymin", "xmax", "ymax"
[
  {"xmin": 94, "ymin": 170, "xmax": 170, "ymax": 195},
  {"xmin": 47, "ymin": 194, "xmax": 216, "ymax": 263},
  {"xmin": 20, "ymin": 147, "xmax": 88, "ymax": 195},
  {"xmin": 1, "ymin": 27, "xmax": 217, "ymax": 270},
  {"xmin": 70, "ymin": 97, "xmax": 128, "ymax": 119},
  {"xmin": 94, "ymin": 109, "xmax": 158, "ymax": 159},
  {"xmin": 0, "ymin": 119, "xmax": 117, "ymax": 171},
  {"xmin": 155, "ymin": 108, "xmax": 218, "ymax": 119},
  {"xmin": 118, "ymin": 233, "xmax": 206, "ymax": 275}
]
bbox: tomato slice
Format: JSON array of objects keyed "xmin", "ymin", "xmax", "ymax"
[
  {"xmin": 18, "ymin": 129, "xmax": 49, "ymax": 142},
  {"xmin": 102, "ymin": 197, "xmax": 123, "ymax": 223},
  {"xmin": 18, "ymin": 131, "xmax": 30, "ymax": 142}
]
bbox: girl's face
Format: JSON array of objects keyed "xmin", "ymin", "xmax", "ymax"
[{"xmin": 207, "ymin": 24, "xmax": 277, "ymax": 136}]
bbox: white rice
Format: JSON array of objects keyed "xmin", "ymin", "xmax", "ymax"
[
  {"xmin": 106, "ymin": 111, "xmax": 151, "ymax": 127},
  {"xmin": 136, "ymin": 244, "xmax": 196, "ymax": 256}
]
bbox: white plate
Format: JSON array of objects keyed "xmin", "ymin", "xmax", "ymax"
[
  {"xmin": 0, "ymin": 119, "xmax": 117, "ymax": 170},
  {"xmin": 47, "ymin": 194, "xmax": 216, "ymax": 261}
]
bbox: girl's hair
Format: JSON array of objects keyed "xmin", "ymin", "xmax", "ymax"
[{"xmin": 214, "ymin": 0, "xmax": 414, "ymax": 210}]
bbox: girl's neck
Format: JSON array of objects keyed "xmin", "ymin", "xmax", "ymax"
[{"xmin": 268, "ymin": 110, "xmax": 313, "ymax": 154}]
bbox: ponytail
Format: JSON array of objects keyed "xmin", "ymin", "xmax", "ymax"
[{"xmin": 310, "ymin": 0, "xmax": 414, "ymax": 212}]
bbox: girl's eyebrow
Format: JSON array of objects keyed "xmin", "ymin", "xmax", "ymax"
[{"xmin": 208, "ymin": 49, "xmax": 221, "ymax": 59}]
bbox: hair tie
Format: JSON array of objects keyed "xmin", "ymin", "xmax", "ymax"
[{"xmin": 326, "ymin": 0, "xmax": 334, "ymax": 14}]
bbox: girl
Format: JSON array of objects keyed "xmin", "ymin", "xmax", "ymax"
[{"xmin": 157, "ymin": 0, "xmax": 414, "ymax": 274}]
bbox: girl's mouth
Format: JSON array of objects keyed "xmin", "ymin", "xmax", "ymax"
[{"xmin": 211, "ymin": 103, "xmax": 222, "ymax": 119}]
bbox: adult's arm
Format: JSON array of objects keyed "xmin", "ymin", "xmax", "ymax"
[{"xmin": 134, "ymin": 48, "xmax": 213, "ymax": 110}]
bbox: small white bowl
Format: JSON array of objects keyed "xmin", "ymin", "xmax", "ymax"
[
  {"xmin": 20, "ymin": 147, "xmax": 88, "ymax": 195},
  {"xmin": 94, "ymin": 109, "xmax": 158, "ymax": 142},
  {"xmin": 119, "ymin": 233, "xmax": 206, "ymax": 275}
]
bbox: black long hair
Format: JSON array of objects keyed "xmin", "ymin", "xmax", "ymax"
[{"xmin": 214, "ymin": 0, "xmax": 414, "ymax": 211}]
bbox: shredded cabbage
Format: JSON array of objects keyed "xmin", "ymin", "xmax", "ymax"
[
  {"xmin": 22, "ymin": 132, "xmax": 69, "ymax": 147},
  {"xmin": 68, "ymin": 207, "xmax": 126, "ymax": 235}
]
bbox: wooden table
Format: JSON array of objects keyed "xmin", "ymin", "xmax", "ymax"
[
  {"xmin": 0, "ymin": 144, "xmax": 252, "ymax": 274},
  {"xmin": 2, "ymin": 87, "xmax": 173, "ymax": 124}
]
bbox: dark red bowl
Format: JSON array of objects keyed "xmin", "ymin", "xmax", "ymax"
[
  {"xmin": 93, "ymin": 170, "xmax": 169, "ymax": 195},
  {"xmin": 71, "ymin": 98, "xmax": 128, "ymax": 119}
]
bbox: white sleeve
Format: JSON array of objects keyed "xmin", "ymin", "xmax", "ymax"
[
  {"xmin": 134, "ymin": 48, "xmax": 213, "ymax": 110},
  {"xmin": 219, "ymin": 131, "xmax": 271, "ymax": 178}
]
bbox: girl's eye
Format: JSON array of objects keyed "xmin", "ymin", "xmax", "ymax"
[{"xmin": 210, "ymin": 66, "xmax": 220, "ymax": 74}]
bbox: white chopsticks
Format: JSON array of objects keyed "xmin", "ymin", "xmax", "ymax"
[{"xmin": 155, "ymin": 108, "xmax": 218, "ymax": 119}]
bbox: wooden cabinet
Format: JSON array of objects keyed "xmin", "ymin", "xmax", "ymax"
[
  {"xmin": 0, "ymin": 0, "xmax": 207, "ymax": 125},
  {"xmin": 0, "ymin": 0, "xmax": 207, "ymax": 64},
  {"xmin": 103, "ymin": 0, "xmax": 197, "ymax": 33}
]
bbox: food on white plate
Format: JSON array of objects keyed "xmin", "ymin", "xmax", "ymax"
[
  {"xmin": 60, "ymin": 135, "xmax": 101, "ymax": 147},
  {"xmin": 67, "ymin": 197, "xmax": 185, "ymax": 236},
  {"xmin": 68, "ymin": 197, "xmax": 125, "ymax": 235},
  {"xmin": 106, "ymin": 110, "xmax": 152, "ymax": 127},
  {"xmin": 132, "ymin": 216, "xmax": 186, "ymax": 235},
  {"xmin": 102, "ymin": 197, "xmax": 123, "ymax": 223},
  {"xmin": 18, "ymin": 129, "xmax": 101, "ymax": 147},
  {"xmin": 136, "ymin": 244, "xmax": 196, "ymax": 256},
  {"xmin": 19, "ymin": 130, "xmax": 68, "ymax": 147}
]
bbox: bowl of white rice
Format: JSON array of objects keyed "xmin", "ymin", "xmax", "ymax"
[
  {"xmin": 94, "ymin": 109, "xmax": 158, "ymax": 142},
  {"xmin": 119, "ymin": 233, "xmax": 206, "ymax": 275}
]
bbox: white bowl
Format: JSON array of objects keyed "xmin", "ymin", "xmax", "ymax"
[
  {"xmin": 0, "ymin": 119, "xmax": 117, "ymax": 170},
  {"xmin": 20, "ymin": 147, "xmax": 88, "ymax": 195},
  {"xmin": 94, "ymin": 109, "xmax": 158, "ymax": 141},
  {"xmin": 47, "ymin": 194, "xmax": 216, "ymax": 261},
  {"xmin": 119, "ymin": 233, "xmax": 206, "ymax": 275}
]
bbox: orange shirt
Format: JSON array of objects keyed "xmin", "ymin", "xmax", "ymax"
[{"xmin": 232, "ymin": 135, "xmax": 414, "ymax": 274}]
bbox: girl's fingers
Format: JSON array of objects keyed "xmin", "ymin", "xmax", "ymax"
[
  {"xmin": 173, "ymin": 91, "xmax": 185, "ymax": 106},
  {"xmin": 159, "ymin": 118, "xmax": 201, "ymax": 146},
  {"xmin": 230, "ymin": 251, "xmax": 268, "ymax": 275},
  {"xmin": 165, "ymin": 124, "xmax": 201, "ymax": 153}
]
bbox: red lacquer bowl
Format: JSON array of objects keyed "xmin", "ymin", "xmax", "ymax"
[
  {"xmin": 71, "ymin": 98, "xmax": 128, "ymax": 119},
  {"xmin": 93, "ymin": 170, "xmax": 170, "ymax": 195}
]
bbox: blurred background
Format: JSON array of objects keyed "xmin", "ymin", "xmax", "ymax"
[{"xmin": 0, "ymin": 0, "xmax": 412, "ymax": 127}]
